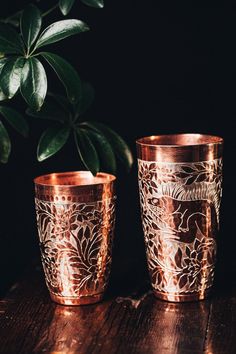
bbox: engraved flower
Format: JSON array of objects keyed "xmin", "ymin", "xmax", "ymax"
[
  {"xmin": 39, "ymin": 240, "xmax": 59, "ymax": 290},
  {"xmin": 50, "ymin": 204, "xmax": 79, "ymax": 237},
  {"xmin": 178, "ymin": 238, "xmax": 216, "ymax": 291}
]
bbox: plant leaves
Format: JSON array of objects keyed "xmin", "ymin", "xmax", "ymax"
[
  {"xmin": 41, "ymin": 52, "xmax": 81, "ymax": 103},
  {"xmin": 0, "ymin": 58, "xmax": 8, "ymax": 101},
  {"xmin": 0, "ymin": 120, "xmax": 11, "ymax": 163},
  {"xmin": 76, "ymin": 81, "xmax": 95, "ymax": 116},
  {"xmin": 0, "ymin": 58, "xmax": 8, "ymax": 72},
  {"xmin": 37, "ymin": 125, "xmax": 70, "ymax": 161},
  {"xmin": 48, "ymin": 92, "xmax": 72, "ymax": 114},
  {"xmin": 59, "ymin": 0, "xmax": 75, "ymax": 15},
  {"xmin": 0, "ymin": 23, "xmax": 23, "ymax": 54},
  {"xmin": 83, "ymin": 126, "xmax": 116, "ymax": 174},
  {"xmin": 81, "ymin": 0, "xmax": 104, "ymax": 8},
  {"xmin": 81, "ymin": 121, "xmax": 133, "ymax": 172},
  {"xmin": 0, "ymin": 106, "xmax": 29, "ymax": 137},
  {"xmin": 75, "ymin": 128, "xmax": 99, "ymax": 175},
  {"xmin": 0, "ymin": 91, "xmax": 7, "ymax": 101},
  {"xmin": 26, "ymin": 95, "xmax": 69, "ymax": 122},
  {"xmin": 4, "ymin": 10, "xmax": 22, "ymax": 27},
  {"xmin": 21, "ymin": 4, "xmax": 42, "ymax": 50},
  {"xmin": 21, "ymin": 57, "xmax": 47, "ymax": 111},
  {"xmin": 0, "ymin": 57, "xmax": 25, "ymax": 98},
  {"xmin": 35, "ymin": 19, "xmax": 89, "ymax": 49}
]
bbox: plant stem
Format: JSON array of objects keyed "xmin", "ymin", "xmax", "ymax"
[{"xmin": 42, "ymin": 4, "xmax": 58, "ymax": 17}]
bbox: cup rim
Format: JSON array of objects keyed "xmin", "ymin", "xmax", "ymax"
[
  {"xmin": 136, "ymin": 133, "xmax": 223, "ymax": 148},
  {"xmin": 34, "ymin": 171, "xmax": 116, "ymax": 187}
]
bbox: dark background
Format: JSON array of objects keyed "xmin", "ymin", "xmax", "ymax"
[{"xmin": 0, "ymin": 1, "xmax": 235, "ymax": 295}]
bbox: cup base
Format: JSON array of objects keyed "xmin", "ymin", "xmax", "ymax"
[
  {"xmin": 50, "ymin": 292, "xmax": 104, "ymax": 306},
  {"xmin": 153, "ymin": 289, "xmax": 211, "ymax": 302}
]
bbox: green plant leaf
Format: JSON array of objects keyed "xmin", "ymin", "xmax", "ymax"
[
  {"xmin": 59, "ymin": 0, "xmax": 75, "ymax": 15},
  {"xmin": 76, "ymin": 81, "xmax": 94, "ymax": 116},
  {"xmin": 81, "ymin": 0, "xmax": 104, "ymax": 8},
  {"xmin": 0, "ymin": 58, "xmax": 8, "ymax": 72},
  {"xmin": 26, "ymin": 95, "xmax": 69, "ymax": 122},
  {"xmin": 82, "ymin": 121, "xmax": 133, "ymax": 172},
  {"xmin": 0, "ymin": 106, "xmax": 29, "ymax": 137},
  {"xmin": 37, "ymin": 125, "xmax": 70, "ymax": 161},
  {"xmin": 41, "ymin": 52, "xmax": 81, "ymax": 104},
  {"xmin": 21, "ymin": 4, "xmax": 42, "ymax": 50},
  {"xmin": 0, "ymin": 92, "xmax": 7, "ymax": 101},
  {"xmin": 21, "ymin": 57, "xmax": 47, "ymax": 111},
  {"xmin": 0, "ymin": 23, "xmax": 23, "ymax": 54},
  {"xmin": 0, "ymin": 57, "xmax": 25, "ymax": 98},
  {"xmin": 75, "ymin": 128, "xmax": 99, "ymax": 175},
  {"xmin": 84, "ymin": 127, "xmax": 116, "ymax": 174},
  {"xmin": 0, "ymin": 120, "xmax": 11, "ymax": 163},
  {"xmin": 0, "ymin": 58, "xmax": 8, "ymax": 101},
  {"xmin": 35, "ymin": 19, "xmax": 89, "ymax": 49}
]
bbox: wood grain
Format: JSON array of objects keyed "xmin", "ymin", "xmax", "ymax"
[
  {"xmin": 0, "ymin": 266, "xmax": 235, "ymax": 354},
  {"xmin": 204, "ymin": 271, "xmax": 236, "ymax": 354}
]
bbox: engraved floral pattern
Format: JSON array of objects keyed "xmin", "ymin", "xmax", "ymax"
[
  {"xmin": 138, "ymin": 158, "xmax": 222, "ymax": 295},
  {"xmin": 35, "ymin": 198, "xmax": 115, "ymax": 298}
]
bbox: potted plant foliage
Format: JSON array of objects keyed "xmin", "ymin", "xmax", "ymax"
[{"xmin": 0, "ymin": 0, "xmax": 133, "ymax": 174}]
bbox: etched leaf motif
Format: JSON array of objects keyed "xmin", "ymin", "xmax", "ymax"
[
  {"xmin": 150, "ymin": 181, "xmax": 157, "ymax": 188},
  {"xmin": 194, "ymin": 163, "xmax": 206, "ymax": 171},
  {"xmin": 186, "ymin": 246, "xmax": 191, "ymax": 257},
  {"xmin": 175, "ymin": 172, "xmax": 189, "ymax": 179},
  {"xmin": 149, "ymin": 163, "xmax": 156, "ymax": 170},
  {"xmin": 84, "ymin": 226, "xmax": 90, "ymax": 239},
  {"xmin": 179, "ymin": 274, "xmax": 188, "ymax": 289},
  {"xmin": 195, "ymin": 173, "xmax": 209, "ymax": 182},
  {"xmin": 35, "ymin": 197, "xmax": 115, "ymax": 297},
  {"xmin": 156, "ymin": 272, "xmax": 162, "ymax": 285},
  {"xmin": 152, "ymin": 222, "xmax": 159, "ymax": 230},
  {"xmin": 83, "ymin": 205, "xmax": 94, "ymax": 213},
  {"xmin": 194, "ymin": 239, "xmax": 200, "ymax": 249},
  {"xmin": 186, "ymin": 175, "xmax": 197, "ymax": 185},
  {"xmin": 181, "ymin": 166, "xmax": 197, "ymax": 173},
  {"xmin": 174, "ymin": 248, "xmax": 182, "ymax": 268}
]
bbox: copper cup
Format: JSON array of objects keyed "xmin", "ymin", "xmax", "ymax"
[
  {"xmin": 137, "ymin": 134, "xmax": 223, "ymax": 302},
  {"xmin": 34, "ymin": 171, "xmax": 116, "ymax": 305}
]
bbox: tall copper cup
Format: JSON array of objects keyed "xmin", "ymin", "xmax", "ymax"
[
  {"xmin": 137, "ymin": 134, "xmax": 223, "ymax": 302},
  {"xmin": 34, "ymin": 171, "xmax": 116, "ymax": 305}
]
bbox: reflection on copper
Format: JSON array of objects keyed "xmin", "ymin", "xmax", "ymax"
[
  {"xmin": 34, "ymin": 171, "xmax": 116, "ymax": 306},
  {"xmin": 137, "ymin": 134, "xmax": 223, "ymax": 302}
]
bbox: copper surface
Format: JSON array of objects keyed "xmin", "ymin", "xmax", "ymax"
[
  {"xmin": 34, "ymin": 171, "xmax": 116, "ymax": 306},
  {"xmin": 137, "ymin": 134, "xmax": 223, "ymax": 302},
  {"xmin": 137, "ymin": 133, "xmax": 223, "ymax": 162},
  {"xmin": 50, "ymin": 292, "xmax": 104, "ymax": 305}
]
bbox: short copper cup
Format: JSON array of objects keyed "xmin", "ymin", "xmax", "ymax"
[
  {"xmin": 137, "ymin": 134, "xmax": 223, "ymax": 302},
  {"xmin": 34, "ymin": 171, "xmax": 116, "ymax": 306}
]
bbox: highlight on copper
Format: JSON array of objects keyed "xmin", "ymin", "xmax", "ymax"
[
  {"xmin": 34, "ymin": 171, "xmax": 116, "ymax": 305},
  {"xmin": 137, "ymin": 134, "xmax": 223, "ymax": 302}
]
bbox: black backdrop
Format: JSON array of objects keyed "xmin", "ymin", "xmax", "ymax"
[{"xmin": 1, "ymin": 1, "xmax": 235, "ymax": 295}]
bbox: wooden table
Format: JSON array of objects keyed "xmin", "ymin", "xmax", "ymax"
[{"xmin": 0, "ymin": 263, "xmax": 235, "ymax": 354}]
